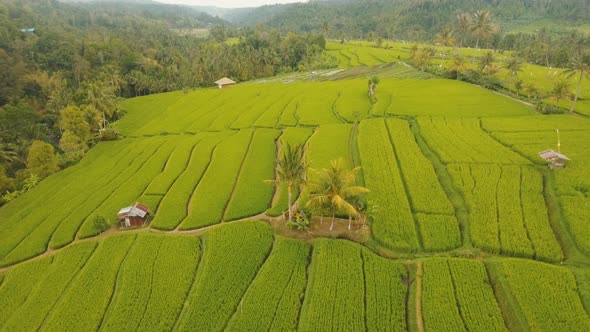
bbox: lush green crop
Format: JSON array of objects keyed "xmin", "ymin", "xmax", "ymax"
[
  {"xmin": 362, "ymin": 248, "xmax": 407, "ymax": 331},
  {"xmin": 416, "ymin": 214, "xmax": 461, "ymax": 251},
  {"xmin": 42, "ymin": 234, "xmax": 136, "ymax": 331},
  {"xmin": 143, "ymin": 136, "xmax": 197, "ymax": 195},
  {"xmin": 418, "ymin": 117, "xmax": 530, "ymax": 164},
  {"xmin": 226, "ymin": 237, "xmax": 310, "ymax": 331},
  {"xmin": 0, "ymin": 138, "xmax": 161, "ymax": 267},
  {"xmin": 334, "ymin": 80, "xmax": 372, "ymax": 122},
  {"xmin": 447, "ymin": 259, "xmax": 508, "ymax": 331},
  {"xmin": 175, "ymin": 221, "xmax": 273, "ymax": 331},
  {"xmin": 117, "ymin": 90, "xmax": 185, "ymax": 136},
  {"xmin": 298, "ymin": 239, "xmax": 365, "ymax": 331},
  {"xmin": 489, "ymin": 258, "xmax": 590, "ymax": 331},
  {"xmin": 135, "ymin": 235, "xmax": 201, "ymax": 331},
  {"xmin": 422, "ymin": 258, "xmax": 467, "ymax": 331},
  {"xmin": 1, "ymin": 242, "xmax": 97, "ymax": 331},
  {"xmin": 151, "ymin": 131, "xmax": 232, "ymax": 230},
  {"xmin": 0, "ymin": 257, "xmax": 52, "ymax": 327},
  {"xmin": 224, "ymin": 129, "xmax": 281, "ymax": 221},
  {"xmin": 449, "ymin": 164, "xmax": 561, "ymax": 260},
  {"xmin": 358, "ymin": 118, "xmax": 419, "ymax": 250},
  {"xmin": 561, "ymin": 196, "xmax": 590, "ymax": 254},
  {"xmin": 386, "ymin": 118, "xmax": 454, "ymax": 215},
  {"xmin": 101, "ymin": 234, "xmax": 164, "ymax": 331},
  {"xmin": 180, "ymin": 129, "xmax": 254, "ymax": 229},
  {"xmin": 308, "ymin": 123, "xmax": 353, "ymax": 171}
]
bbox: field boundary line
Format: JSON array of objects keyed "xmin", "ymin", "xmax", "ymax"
[
  {"xmin": 97, "ymin": 234, "xmax": 138, "ymax": 331},
  {"xmin": 518, "ymin": 167, "xmax": 537, "ymax": 259},
  {"xmin": 37, "ymin": 241, "xmax": 99, "ymax": 330},
  {"xmin": 274, "ymin": 96, "xmax": 297, "ymax": 128},
  {"xmin": 483, "ymin": 261, "xmax": 527, "ymax": 331},
  {"xmin": 223, "ymin": 234, "xmax": 275, "ymax": 330},
  {"xmin": 331, "ymin": 90, "xmax": 348, "ymax": 123},
  {"xmin": 134, "ymin": 236, "xmax": 164, "ymax": 330},
  {"xmin": 447, "ymin": 260, "xmax": 470, "ymax": 331},
  {"xmin": 222, "ymin": 129, "xmax": 256, "ymax": 221},
  {"xmin": 295, "ymin": 243, "xmax": 313, "ymax": 330},
  {"xmin": 269, "ymin": 130, "xmax": 285, "ymax": 209},
  {"xmin": 415, "ymin": 261, "xmax": 425, "ymax": 332},
  {"xmin": 384, "ymin": 118, "xmax": 422, "ymax": 250},
  {"xmin": 360, "ymin": 250, "xmax": 368, "ymax": 331},
  {"xmin": 495, "ymin": 166, "xmax": 503, "ymax": 254},
  {"xmin": 151, "ymin": 138, "xmax": 202, "ymax": 225},
  {"xmin": 251, "ymin": 93, "xmax": 288, "ymax": 128},
  {"xmin": 178, "ymin": 131, "xmax": 238, "ymax": 230},
  {"xmin": 138, "ymin": 142, "xmax": 181, "ymax": 197},
  {"xmin": 172, "ymin": 236, "xmax": 205, "ymax": 331}
]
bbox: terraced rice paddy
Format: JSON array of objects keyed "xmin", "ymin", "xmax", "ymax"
[{"xmin": 0, "ymin": 67, "xmax": 589, "ymax": 330}]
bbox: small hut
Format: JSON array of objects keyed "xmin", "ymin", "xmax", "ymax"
[
  {"xmin": 538, "ymin": 149, "xmax": 571, "ymax": 169},
  {"xmin": 117, "ymin": 202, "xmax": 150, "ymax": 228},
  {"xmin": 214, "ymin": 77, "xmax": 236, "ymax": 89}
]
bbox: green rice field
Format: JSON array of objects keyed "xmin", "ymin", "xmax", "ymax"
[{"xmin": 0, "ymin": 55, "xmax": 589, "ymax": 330}]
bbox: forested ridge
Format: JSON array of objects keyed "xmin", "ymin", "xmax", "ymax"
[{"xmin": 227, "ymin": 0, "xmax": 589, "ymax": 40}]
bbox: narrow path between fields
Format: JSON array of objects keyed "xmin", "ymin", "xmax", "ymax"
[{"xmin": 415, "ymin": 261, "xmax": 425, "ymax": 332}]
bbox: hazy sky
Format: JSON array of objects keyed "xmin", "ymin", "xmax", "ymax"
[{"xmin": 157, "ymin": 0, "xmax": 306, "ymax": 8}]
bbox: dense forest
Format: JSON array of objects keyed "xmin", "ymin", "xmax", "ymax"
[
  {"xmin": 227, "ymin": 0, "xmax": 589, "ymax": 41},
  {"xmin": 0, "ymin": 0, "xmax": 328, "ymax": 203}
]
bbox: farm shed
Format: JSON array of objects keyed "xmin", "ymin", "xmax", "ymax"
[
  {"xmin": 214, "ymin": 77, "xmax": 236, "ymax": 89},
  {"xmin": 117, "ymin": 202, "xmax": 150, "ymax": 227},
  {"xmin": 538, "ymin": 149, "xmax": 571, "ymax": 169}
]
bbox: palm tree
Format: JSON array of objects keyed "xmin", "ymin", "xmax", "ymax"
[
  {"xmin": 84, "ymin": 82, "xmax": 118, "ymax": 131},
  {"xmin": 551, "ymin": 79, "xmax": 572, "ymax": 104},
  {"xmin": 504, "ymin": 56, "xmax": 523, "ymax": 78},
  {"xmin": 0, "ymin": 142, "xmax": 17, "ymax": 164},
  {"xmin": 478, "ymin": 51, "xmax": 495, "ymax": 72},
  {"xmin": 564, "ymin": 58, "xmax": 590, "ymax": 113},
  {"xmin": 434, "ymin": 29, "xmax": 456, "ymax": 63},
  {"xmin": 524, "ymin": 83, "xmax": 539, "ymax": 100},
  {"xmin": 455, "ymin": 13, "xmax": 472, "ymax": 48},
  {"xmin": 469, "ymin": 10, "xmax": 498, "ymax": 63},
  {"xmin": 449, "ymin": 54, "xmax": 467, "ymax": 80},
  {"xmin": 306, "ymin": 159, "xmax": 369, "ymax": 231},
  {"xmin": 274, "ymin": 143, "xmax": 306, "ymax": 223}
]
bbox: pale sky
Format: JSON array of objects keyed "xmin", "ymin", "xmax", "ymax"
[{"xmin": 157, "ymin": 0, "xmax": 306, "ymax": 8}]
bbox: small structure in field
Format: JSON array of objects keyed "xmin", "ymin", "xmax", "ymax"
[
  {"xmin": 117, "ymin": 202, "xmax": 150, "ymax": 228},
  {"xmin": 214, "ymin": 77, "xmax": 236, "ymax": 89},
  {"xmin": 538, "ymin": 149, "xmax": 571, "ymax": 169}
]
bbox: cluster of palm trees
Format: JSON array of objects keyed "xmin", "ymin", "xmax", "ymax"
[{"xmin": 272, "ymin": 144, "xmax": 370, "ymax": 232}]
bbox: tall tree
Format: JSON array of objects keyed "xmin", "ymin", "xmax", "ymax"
[
  {"xmin": 26, "ymin": 140, "xmax": 59, "ymax": 179},
  {"xmin": 83, "ymin": 82, "xmax": 118, "ymax": 131},
  {"xmin": 469, "ymin": 10, "xmax": 498, "ymax": 63},
  {"xmin": 274, "ymin": 143, "xmax": 306, "ymax": 223},
  {"xmin": 564, "ymin": 58, "xmax": 590, "ymax": 113},
  {"xmin": 504, "ymin": 55, "xmax": 523, "ymax": 78},
  {"xmin": 551, "ymin": 79, "xmax": 571, "ymax": 104},
  {"xmin": 434, "ymin": 29, "xmax": 456, "ymax": 62},
  {"xmin": 306, "ymin": 159, "xmax": 369, "ymax": 231},
  {"xmin": 455, "ymin": 13, "xmax": 472, "ymax": 48},
  {"xmin": 449, "ymin": 54, "xmax": 467, "ymax": 80},
  {"xmin": 478, "ymin": 51, "xmax": 495, "ymax": 72}
]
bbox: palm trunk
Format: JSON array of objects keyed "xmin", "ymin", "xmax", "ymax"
[
  {"xmin": 320, "ymin": 214, "xmax": 323, "ymax": 225},
  {"xmin": 330, "ymin": 212, "xmax": 335, "ymax": 231},
  {"xmin": 570, "ymin": 74, "xmax": 583, "ymax": 113},
  {"xmin": 348, "ymin": 215, "xmax": 352, "ymax": 230},
  {"xmin": 287, "ymin": 183, "xmax": 293, "ymax": 222},
  {"xmin": 472, "ymin": 38, "xmax": 479, "ymax": 64},
  {"xmin": 102, "ymin": 110, "xmax": 107, "ymax": 131}
]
